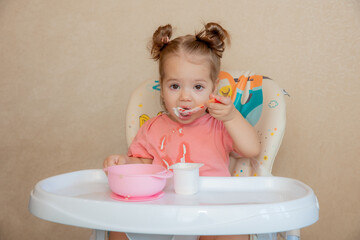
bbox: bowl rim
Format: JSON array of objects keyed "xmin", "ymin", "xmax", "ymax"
[{"xmin": 106, "ymin": 164, "xmax": 170, "ymax": 177}]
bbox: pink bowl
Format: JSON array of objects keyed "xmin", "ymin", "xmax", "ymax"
[{"xmin": 106, "ymin": 164, "xmax": 173, "ymax": 197}]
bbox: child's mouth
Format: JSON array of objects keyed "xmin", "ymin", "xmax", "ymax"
[
  {"xmin": 179, "ymin": 107, "xmax": 191, "ymax": 116},
  {"xmin": 179, "ymin": 112, "xmax": 191, "ymax": 118},
  {"xmin": 173, "ymin": 107, "xmax": 192, "ymax": 118},
  {"xmin": 172, "ymin": 105, "xmax": 205, "ymax": 119}
]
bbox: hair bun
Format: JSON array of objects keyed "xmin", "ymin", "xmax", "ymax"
[
  {"xmin": 150, "ymin": 24, "xmax": 173, "ymax": 60},
  {"xmin": 196, "ymin": 22, "xmax": 230, "ymax": 57}
]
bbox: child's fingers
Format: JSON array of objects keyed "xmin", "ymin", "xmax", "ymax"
[
  {"xmin": 208, "ymin": 108, "xmax": 229, "ymax": 117},
  {"xmin": 103, "ymin": 155, "xmax": 120, "ymax": 170},
  {"xmin": 217, "ymin": 95, "xmax": 232, "ymax": 105},
  {"xmin": 209, "ymin": 94, "xmax": 231, "ymax": 105},
  {"xmin": 208, "ymin": 94, "xmax": 236, "ymax": 121}
]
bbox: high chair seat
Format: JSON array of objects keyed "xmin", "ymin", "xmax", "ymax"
[{"xmin": 126, "ymin": 71, "xmax": 287, "ymax": 177}]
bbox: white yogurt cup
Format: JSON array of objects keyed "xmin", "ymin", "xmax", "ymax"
[{"xmin": 170, "ymin": 163, "xmax": 203, "ymax": 195}]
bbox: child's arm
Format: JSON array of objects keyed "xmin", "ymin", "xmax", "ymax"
[
  {"xmin": 207, "ymin": 94, "xmax": 260, "ymax": 158},
  {"xmin": 103, "ymin": 155, "xmax": 153, "ymax": 173}
]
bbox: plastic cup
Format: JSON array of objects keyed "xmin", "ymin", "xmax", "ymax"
[{"xmin": 170, "ymin": 163, "xmax": 203, "ymax": 195}]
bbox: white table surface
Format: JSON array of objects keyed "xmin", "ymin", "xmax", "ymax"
[{"xmin": 29, "ymin": 169, "xmax": 319, "ymax": 235}]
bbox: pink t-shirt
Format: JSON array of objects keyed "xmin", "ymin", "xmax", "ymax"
[{"xmin": 128, "ymin": 114, "xmax": 234, "ymax": 176}]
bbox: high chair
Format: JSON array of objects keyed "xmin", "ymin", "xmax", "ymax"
[{"xmin": 29, "ymin": 71, "xmax": 319, "ymax": 240}]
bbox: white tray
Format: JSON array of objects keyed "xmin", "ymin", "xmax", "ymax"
[{"xmin": 29, "ymin": 169, "xmax": 319, "ymax": 235}]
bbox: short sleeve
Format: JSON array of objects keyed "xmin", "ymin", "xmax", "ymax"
[{"xmin": 127, "ymin": 120, "xmax": 154, "ymax": 159}]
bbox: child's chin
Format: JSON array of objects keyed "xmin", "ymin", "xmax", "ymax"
[
  {"xmin": 178, "ymin": 114, "xmax": 192, "ymax": 121},
  {"xmin": 169, "ymin": 113, "xmax": 193, "ymax": 123}
]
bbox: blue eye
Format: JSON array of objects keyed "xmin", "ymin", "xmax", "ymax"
[
  {"xmin": 170, "ymin": 84, "xmax": 180, "ymax": 90},
  {"xmin": 194, "ymin": 84, "xmax": 204, "ymax": 90}
]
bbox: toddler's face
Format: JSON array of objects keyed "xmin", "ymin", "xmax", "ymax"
[{"xmin": 161, "ymin": 53, "xmax": 214, "ymax": 124}]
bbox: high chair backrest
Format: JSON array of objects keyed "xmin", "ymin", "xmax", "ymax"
[{"xmin": 126, "ymin": 71, "xmax": 287, "ymax": 176}]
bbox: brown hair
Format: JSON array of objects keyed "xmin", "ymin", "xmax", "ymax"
[{"xmin": 150, "ymin": 22, "xmax": 230, "ymax": 84}]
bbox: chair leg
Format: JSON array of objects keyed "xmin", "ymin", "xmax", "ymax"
[
  {"xmin": 91, "ymin": 230, "xmax": 106, "ymax": 240},
  {"xmin": 255, "ymin": 233, "xmax": 277, "ymax": 240},
  {"xmin": 286, "ymin": 229, "xmax": 300, "ymax": 240}
]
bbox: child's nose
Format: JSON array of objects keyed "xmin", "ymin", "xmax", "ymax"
[{"xmin": 180, "ymin": 89, "xmax": 191, "ymax": 101}]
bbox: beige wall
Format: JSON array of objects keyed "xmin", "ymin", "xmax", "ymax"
[{"xmin": 1, "ymin": 0, "xmax": 359, "ymax": 239}]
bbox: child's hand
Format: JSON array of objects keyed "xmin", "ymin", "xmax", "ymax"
[
  {"xmin": 103, "ymin": 155, "xmax": 128, "ymax": 173},
  {"xmin": 207, "ymin": 94, "xmax": 237, "ymax": 122}
]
